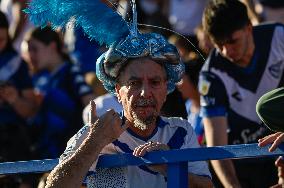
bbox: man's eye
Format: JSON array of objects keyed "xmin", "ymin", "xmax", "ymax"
[
  {"xmin": 151, "ymin": 80, "xmax": 163, "ymax": 88},
  {"xmin": 128, "ymin": 81, "xmax": 140, "ymax": 87}
]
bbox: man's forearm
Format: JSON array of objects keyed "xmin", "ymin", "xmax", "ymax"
[
  {"xmin": 203, "ymin": 117, "xmax": 239, "ymax": 188},
  {"xmin": 211, "ymin": 159, "xmax": 241, "ymax": 188},
  {"xmin": 45, "ymin": 102, "xmax": 126, "ymax": 188},
  {"xmin": 46, "ymin": 135, "xmax": 103, "ymax": 188}
]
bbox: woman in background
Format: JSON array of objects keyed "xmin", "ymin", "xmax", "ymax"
[{"xmin": 24, "ymin": 27, "xmax": 94, "ymax": 159}]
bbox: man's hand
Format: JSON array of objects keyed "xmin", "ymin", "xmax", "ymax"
[
  {"xmin": 133, "ymin": 141, "xmax": 169, "ymax": 176},
  {"xmin": 258, "ymin": 132, "xmax": 284, "ymax": 152},
  {"xmin": 258, "ymin": 133, "xmax": 284, "ymax": 188},
  {"xmin": 267, "ymin": 157, "xmax": 284, "ymax": 188},
  {"xmin": 88, "ymin": 100, "xmax": 128, "ymax": 148},
  {"xmin": 46, "ymin": 100, "xmax": 128, "ymax": 188},
  {"xmin": 275, "ymin": 157, "xmax": 284, "ymax": 187}
]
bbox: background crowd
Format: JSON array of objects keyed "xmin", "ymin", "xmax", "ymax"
[{"xmin": 0, "ymin": 0, "xmax": 283, "ymax": 187}]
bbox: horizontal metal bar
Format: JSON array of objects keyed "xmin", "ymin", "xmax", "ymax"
[
  {"xmin": 0, "ymin": 159, "xmax": 59, "ymax": 175},
  {"xmin": 0, "ymin": 143, "xmax": 283, "ymax": 175},
  {"xmin": 97, "ymin": 143, "xmax": 284, "ymax": 168}
]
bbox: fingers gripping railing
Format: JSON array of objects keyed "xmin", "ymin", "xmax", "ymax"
[{"xmin": 0, "ymin": 143, "xmax": 284, "ymax": 188}]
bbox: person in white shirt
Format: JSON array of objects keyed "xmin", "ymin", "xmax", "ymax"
[{"xmin": 46, "ymin": 34, "xmax": 213, "ymax": 187}]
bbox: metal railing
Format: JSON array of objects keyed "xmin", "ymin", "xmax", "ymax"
[{"xmin": 0, "ymin": 143, "xmax": 283, "ymax": 188}]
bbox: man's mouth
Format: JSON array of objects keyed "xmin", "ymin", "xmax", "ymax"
[
  {"xmin": 135, "ymin": 106, "xmax": 155, "ymax": 115},
  {"xmin": 135, "ymin": 105, "xmax": 155, "ymax": 108},
  {"xmin": 134, "ymin": 99, "xmax": 156, "ymax": 108}
]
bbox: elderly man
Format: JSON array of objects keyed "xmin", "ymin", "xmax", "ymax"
[{"xmin": 44, "ymin": 28, "xmax": 212, "ymax": 188}]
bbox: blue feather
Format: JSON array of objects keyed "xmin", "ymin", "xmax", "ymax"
[{"xmin": 24, "ymin": 0, "xmax": 130, "ymax": 46}]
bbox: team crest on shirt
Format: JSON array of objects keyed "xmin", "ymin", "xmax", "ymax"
[
  {"xmin": 199, "ymin": 80, "xmax": 211, "ymax": 95},
  {"xmin": 268, "ymin": 60, "xmax": 283, "ymax": 79}
]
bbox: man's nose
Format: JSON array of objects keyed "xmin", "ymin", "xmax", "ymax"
[{"xmin": 140, "ymin": 83, "xmax": 151, "ymax": 97}]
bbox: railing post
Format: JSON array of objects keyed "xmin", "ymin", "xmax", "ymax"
[{"xmin": 167, "ymin": 162, "xmax": 188, "ymax": 188}]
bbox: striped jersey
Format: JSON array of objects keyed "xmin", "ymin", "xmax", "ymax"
[
  {"xmin": 199, "ymin": 23, "xmax": 284, "ymax": 144},
  {"xmin": 61, "ymin": 116, "xmax": 211, "ymax": 188}
]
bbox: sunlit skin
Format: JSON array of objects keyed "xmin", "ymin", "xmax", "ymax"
[
  {"xmin": 0, "ymin": 28, "xmax": 8, "ymax": 53},
  {"xmin": 115, "ymin": 58, "xmax": 168, "ymax": 138},
  {"xmin": 258, "ymin": 132, "xmax": 284, "ymax": 152},
  {"xmin": 0, "ymin": 29, "xmax": 38, "ymax": 118},
  {"xmin": 258, "ymin": 132, "xmax": 284, "ymax": 187},
  {"xmin": 212, "ymin": 24, "xmax": 255, "ymax": 67}
]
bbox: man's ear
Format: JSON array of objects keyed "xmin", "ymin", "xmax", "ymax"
[{"xmin": 115, "ymin": 84, "xmax": 122, "ymax": 103}]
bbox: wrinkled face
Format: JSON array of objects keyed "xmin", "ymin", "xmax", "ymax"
[
  {"xmin": 27, "ymin": 37, "xmax": 52, "ymax": 71},
  {"xmin": 0, "ymin": 28, "xmax": 8, "ymax": 52},
  {"xmin": 213, "ymin": 24, "xmax": 252, "ymax": 66},
  {"xmin": 115, "ymin": 58, "xmax": 167, "ymax": 130}
]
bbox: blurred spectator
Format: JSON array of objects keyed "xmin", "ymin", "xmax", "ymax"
[
  {"xmin": 92, "ymin": 94, "xmax": 121, "ymax": 117},
  {"xmin": 167, "ymin": 0, "xmax": 208, "ymax": 47},
  {"xmin": 1, "ymin": 0, "xmax": 34, "ymax": 52},
  {"xmin": 169, "ymin": 34, "xmax": 209, "ymax": 144},
  {"xmin": 259, "ymin": 0, "xmax": 284, "ymax": 24},
  {"xmin": 82, "ymin": 93, "xmax": 122, "ymax": 124},
  {"xmin": 137, "ymin": 0, "xmax": 171, "ymax": 37},
  {"xmin": 177, "ymin": 71, "xmax": 204, "ymax": 143},
  {"xmin": 66, "ymin": 27, "xmax": 102, "ymax": 74},
  {"xmin": 64, "ymin": 26, "xmax": 106, "ymax": 102},
  {"xmin": 200, "ymin": 0, "xmax": 284, "ymax": 187},
  {"xmin": 84, "ymin": 71, "xmax": 107, "ymax": 98},
  {"xmin": 24, "ymin": 27, "xmax": 94, "ymax": 159},
  {"xmin": 0, "ymin": 10, "xmax": 38, "ymax": 188},
  {"xmin": 195, "ymin": 25, "xmax": 214, "ymax": 57},
  {"xmin": 240, "ymin": 0, "xmax": 261, "ymax": 25}
]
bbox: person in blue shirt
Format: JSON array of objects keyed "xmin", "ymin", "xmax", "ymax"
[
  {"xmin": 200, "ymin": 0, "xmax": 284, "ymax": 187},
  {"xmin": 25, "ymin": 27, "xmax": 94, "ymax": 159},
  {"xmin": 71, "ymin": 27, "xmax": 102, "ymax": 74},
  {"xmin": 0, "ymin": 10, "xmax": 38, "ymax": 188},
  {"xmin": 0, "ymin": 10, "xmax": 37, "ymax": 161}
]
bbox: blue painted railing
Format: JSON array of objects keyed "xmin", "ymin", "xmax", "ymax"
[{"xmin": 0, "ymin": 143, "xmax": 284, "ymax": 187}]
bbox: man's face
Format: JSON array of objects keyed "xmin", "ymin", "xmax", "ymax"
[
  {"xmin": 212, "ymin": 24, "xmax": 252, "ymax": 66},
  {"xmin": 115, "ymin": 58, "xmax": 167, "ymax": 130}
]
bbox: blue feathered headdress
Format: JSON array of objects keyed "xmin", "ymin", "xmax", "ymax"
[
  {"xmin": 24, "ymin": 0, "xmax": 130, "ymax": 46},
  {"xmin": 25, "ymin": 0, "xmax": 184, "ymax": 95}
]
